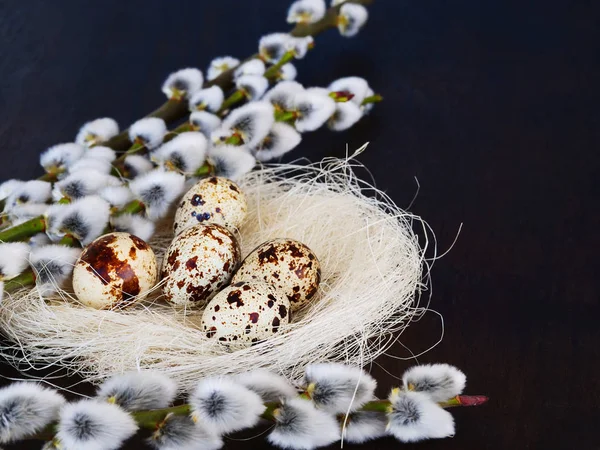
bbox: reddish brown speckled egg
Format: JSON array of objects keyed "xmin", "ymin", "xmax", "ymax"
[
  {"xmin": 173, "ymin": 177, "xmax": 247, "ymax": 235},
  {"xmin": 162, "ymin": 223, "xmax": 241, "ymax": 307},
  {"xmin": 201, "ymin": 281, "xmax": 291, "ymax": 348},
  {"xmin": 72, "ymin": 232, "xmax": 158, "ymax": 309},
  {"xmin": 231, "ymin": 238, "xmax": 320, "ymax": 312}
]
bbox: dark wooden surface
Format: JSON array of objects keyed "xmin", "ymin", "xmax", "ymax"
[{"xmin": 1, "ymin": 0, "xmax": 598, "ymax": 448}]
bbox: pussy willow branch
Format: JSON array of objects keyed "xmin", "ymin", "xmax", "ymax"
[
  {"xmin": 102, "ymin": 0, "xmax": 374, "ymax": 152},
  {"xmin": 29, "ymin": 393, "xmax": 486, "ymax": 443},
  {"xmin": 0, "ymin": 0, "xmax": 374, "ymax": 214}
]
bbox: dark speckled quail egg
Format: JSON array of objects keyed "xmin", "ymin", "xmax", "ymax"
[
  {"xmin": 201, "ymin": 281, "xmax": 291, "ymax": 348},
  {"xmin": 231, "ymin": 239, "xmax": 320, "ymax": 312},
  {"xmin": 162, "ymin": 223, "xmax": 241, "ymax": 307},
  {"xmin": 73, "ymin": 232, "xmax": 158, "ymax": 309},
  {"xmin": 173, "ymin": 177, "xmax": 247, "ymax": 235}
]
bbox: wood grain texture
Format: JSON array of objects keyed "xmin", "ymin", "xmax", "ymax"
[{"xmin": 0, "ymin": 0, "xmax": 598, "ymax": 448}]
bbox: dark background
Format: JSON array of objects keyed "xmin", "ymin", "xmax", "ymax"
[{"xmin": 1, "ymin": 0, "xmax": 599, "ymax": 449}]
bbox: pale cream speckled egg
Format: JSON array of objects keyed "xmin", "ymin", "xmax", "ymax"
[
  {"xmin": 72, "ymin": 232, "xmax": 157, "ymax": 309},
  {"xmin": 231, "ymin": 239, "xmax": 321, "ymax": 312},
  {"xmin": 201, "ymin": 281, "xmax": 291, "ymax": 348},
  {"xmin": 173, "ymin": 177, "xmax": 247, "ymax": 235},
  {"xmin": 162, "ymin": 223, "xmax": 241, "ymax": 307}
]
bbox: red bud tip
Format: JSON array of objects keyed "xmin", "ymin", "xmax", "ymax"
[
  {"xmin": 330, "ymin": 90, "xmax": 355, "ymax": 101},
  {"xmin": 457, "ymin": 395, "xmax": 489, "ymax": 407}
]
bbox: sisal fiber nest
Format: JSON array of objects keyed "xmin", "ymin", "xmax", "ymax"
[{"xmin": 0, "ymin": 155, "xmax": 429, "ymax": 390}]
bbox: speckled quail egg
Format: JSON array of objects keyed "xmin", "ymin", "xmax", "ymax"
[
  {"xmin": 162, "ymin": 223, "xmax": 241, "ymax": 307},
  {"xmin": 73, "ymin": 232, "xmax": 158, "ymax": 309},
  {"xmin": 173, "ymin": 177, "xmax": 247, "ymax": 235},
  {"xmin": 201, "ymin": 281, "xmax": 291, "ymax": 348},
  {"xmin": 232, "ymin": 238, "xmax": 320, "ymax": 312}
]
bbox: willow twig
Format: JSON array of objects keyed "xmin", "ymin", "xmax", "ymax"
[
  {"xmin": 101, "ymin": 0, "xmax": 375, "ymax": 152},
  {"xmin": 27, "ymin": 392, "xmax": 486, "ymax": 443}
]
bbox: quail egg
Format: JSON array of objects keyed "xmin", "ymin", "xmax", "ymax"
[
  {"xmin": 174, "ymin": 177, "xmax": 247, "ymax": 235},
  {"xmin": 162, "ymin": 223, "xmax": 241, "ymax": 307},
  {"xmin": 73, "ymin": 232, "xmax": 158, "ymax": 309},
  {"xmin": 201, "ymin": 281, "xmax": 291, "ymax": 348},
  {"xmin": 232, "ymin": 238, "xmax": 320, "ymax": 311}
]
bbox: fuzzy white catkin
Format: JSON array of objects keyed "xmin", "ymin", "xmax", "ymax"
[
  {"xmin": 189, "ymin": 111, "xmax": 222, "ymax": 137},
  {"xmin": 362, "ymin": 87, "xmax": 376, "ymax": 113},
  {"xmin": 45, "ymin": 196, "xmax": 111, "ymax": 245},
  {"xmin": 75, "ymin": 118, "xmax": 119, "ymax": 146},
  {"xmin": 288, "ymin": 36, "xmax": 314, "ymax": 59},
  {"xmin": 0, "ymin": 382, "xmax": 65, "ymax": 444},
  {"xmin": 329, "ymin": 102, "xmax": 363, "ymax": 131},
  {"xmin": 55, "ymin": 169, "xmax": 116, "ymax": 200},
  {"xmin": 236, "ymin": 75, "xmax": 269, "ymax": 101},
  {"xmin": 279, "ymin": 63, "xmax": 298, "ymax": 81},
  {"xmin": 254, "ymin": 122, "xmax": 302, "ymax": 162},
  {"xmin": 208, "ymin": 145, "xmax": 256, "ymax": 181},
  {"xmin": 342, "ymin": 411, "xmax": 388, "ymax": 444},
  {"xmin": 124, "ymin": 154, "xmax": 154, "ymax": 177},
  {"xmin": 189, "ymin": 86, "xmax": 225, "ymax": 113},
  {"xmin": 214, "ymin": 101, "xmax": 274, "ymax": 148},
  {"xmin": 40, "ymin": 143, "xmax": 85, "ymax": 172},
  {"xmin": 0, "ymin": 243, "xmax": 31, "ymax": 280},
  {"xmin": 8, "ymin": 203, "xmax": 48, "ymax": 226},
  {"xmin": 151, "ymin": 132, "xmax": 207, "ymax": 174},
  {"xmin": 338, "ymin": 3, "xmax": 369, "ymax": 37},
  {"xmin": 234, "ymin": 59, "xmax": 266, "ymax": 79},
  {"xmin": 29, "ymin": 245, "xmax": 82, "ymax": 296},
  {"xmin": 0, "ymin": 179, "xmax": 24, "ymax": 200},
  {"xmin": 57, "ymin": 400, "xmax": 138, "ymax": 450},
  {"xmin": 162, "ymin": 68, "xmax": 204, "ymax": 100},
  {"xmin": 86, "ymin": 146, "xmax": 117, "ymax": 163},
  {"xmin": 190, "ymin": 378, "xmax": 266, "ymax": 435},
  {"xmin": 233, "ymin": 369, "xmax": 298, "ymax": 402},
  {"xmin": 68, "ymin": 157, "xmax": 113, "ymax": 176},
  {"xmin": 293, "ymin": 91, "xmax": 337, "ymax": 132},
  {"xmin": 99, "ymin": 185, "xmax": 134, "ymax": 209},
  {"xmin": 387, "ymin": 390, "xmax": 455, "ymax": 443},
  {"xmin": 304, "ymin": 363, "xmax": 377, "ymax": 414},
  {"xmin": 258, "ymin": 34, "xmax": 291, "ymax": 63},
  {"xmin": 328, "ymin": 76, "xmax": 370, "ymax": 104},
  {"xmin": 28, "ymin": 232, "xmax": 52, "ymax": 248},
  {"xmin": 268, "ymin": 398, "xmax": 341, "ymax": 450},
  {"xmin": 207, "ymin": 56, "xmax": 240, "ymax": 81},
  {"xmin": 97, "ymin": 371, "xmax": 177, "ymax": 411},
  {"xmin": 129, "ymin": 170, "xmax": 186, "ymax": 220},
  {"xmin": 110, "ymin": 214, "xmax": 155, "ymax": 242},
  {"xmin": 149, "ymin": 415, "xmax": 223, "ymax": 450},
  {"xmin": 287, "ymin": 0, "xmax": 326, "ymax": 24},
  {"xmin": 4, "ymin": 180, "xmax": 52, "ymax": 211},
  {"xmin": 264, "ymin": 81, "xmax": 305, "ymax": 111},
  {"xmin": 129, "ymin": 117, "xmax": 168, "ymax": 150},
  {"xmin": 402, "ymin": 364, "xmax": 466, "ymax": 402}
]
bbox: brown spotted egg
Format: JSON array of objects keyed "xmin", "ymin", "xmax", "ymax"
[
  {"xmin": 173, "ymin": 177, "xmax": 247, "ymax": 235},
  {"xmin": 201, "ymin": 281, "xmax": 291, "ymax": 348},
  {"xmin": 231, "ymin": 239, "xmax": 320, "ymax": 312},
  {"xmin": 72, "ymin": 232, "xmax": 158, "ymax": 309},
  {"xmin": 162, "ymin": 223, "xmax": 241, "ymax": 307}
]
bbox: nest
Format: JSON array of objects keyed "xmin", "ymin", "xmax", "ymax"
[{"xmin": 0, "ymin": 156, "xmax": 429, "ymax": 391}]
